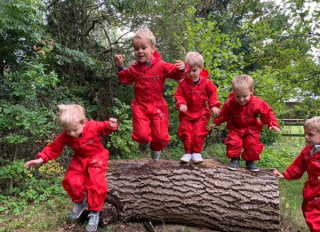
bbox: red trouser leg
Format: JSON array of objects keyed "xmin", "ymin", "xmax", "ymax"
[
  {"xmin": 149, "ymin": 103, "xmax": 170, "ymax": 151},
  {"xmin": 62, "ymin": 152, "xmax": 108, "ymax": 212},
  {"xmin": 303, "ymin": 197, "xmax": 320, "ymax": 232},
  {"xmin": 86, "ymin": 152, "xmax": 108, "ymax": 211},
  {"xmin": 241, "ymin": 129, "xmax": 263, "ymax": 161},
  {"xmin": 178, "ymin": 117, "xmax": 193, "ymax": 154},
  {"xmin": 131, "ymin": 103, "xmax": 152, "ymax": 144},
  {"xmin": 191, "ymin": 115, "xmax": 209, "ymax": 153},
  {"xmin": 62, "ymin": 155, "xmax": 87, "ymax": 203},
  {"xmin": 224, "ymin": 130, "xmax": 243, "ymax": 159}
]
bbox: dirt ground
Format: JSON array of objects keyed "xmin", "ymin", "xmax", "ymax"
[{"xmin": 57, "ymin": 217, "xmax": 302, "ymax": 232}]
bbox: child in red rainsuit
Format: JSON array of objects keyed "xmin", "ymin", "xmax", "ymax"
[
  {"xmin": 115, "ymin": 28, "xmax": 188, "ymax": 161},
  {"xmin": 174, "ymin": 52, "xmax": 220, "ymax": 163},
  {"xmin": 210, "ymin": 74, "xmax": 280, "ymax": 172},
  {"xmin": 24, "ymin": 104, "xmax": 118, "ymax": 232},
  {"xmin": 274, "ymin": 116, "xmax": 320, "ymax": 232}
]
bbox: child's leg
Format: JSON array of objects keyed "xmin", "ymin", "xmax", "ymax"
[
  {"xmin": 62, "ymin": 155, "xmax": 88, "ymax": 203},
  {"xmin": 224, "ymin": 130, "xmax": 243, "ymax": 159},
  {"xmin": 191, "ymin": 115, "xmax": 210, "ymax": 153},
  {"xmin": 131, "ymin": 103, "xmax": 152, "ymax": 144},
  {"xmin": 150, "ymin": 103, "xmax": 170, "ymax": 151},
  {"xmin": 241, "ymin": 129, "xmax": 263, "ymax": 161},
  {"xmin": 178, "ymin": 117, "xmax": 193, "ymax": 154},
  {"xmin": 86, "ymin": 151, "xmax": 109, "ymax": 212},
  {"xmin": 303, "ymin": 197, "xmax": 320, "ymax": 232}
]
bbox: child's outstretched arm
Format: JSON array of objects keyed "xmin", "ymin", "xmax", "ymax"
[
  {"xmin": 269, "ymin": 125, "xmax": 281, "ymax": 133},
  {"xmin": 108, "ymin": 117, "xmax": 118, "ymax": 128},
  {"xmin": 175, "ymin": 60, "xmax": 185, "ymax": 71},
  {"xmin": 115, "ymin": 55, "xmax": 124, "ymax": 67},
  {"xmin": 211, "ymin": 107, "xmax": 220, "ymax": 117},
  {"xmin": 273, "ymin": 169, "xmax": 285, "ymax": 178},
  {"xmin": 24, "ymin": 158, "xmax": 44, "ymax": 169}
]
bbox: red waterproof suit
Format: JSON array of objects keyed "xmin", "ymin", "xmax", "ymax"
[
  {"xmin": 282, "ymin": 145, "xmax": 320, "ymax": 232},
  {"xmin": 117, "ymin": 50, "xmax": 187, "ymax": 151},
  {"xmin": 36, "ymin": 120, "xmax": 117, "ymax": 212},
  {"xmin": 212, "ymin": 93, "xmax": 279, "ymax": 161},
  {"xmin": 174, "ymin": 69, "xmax": 220, "ymax": 153}
]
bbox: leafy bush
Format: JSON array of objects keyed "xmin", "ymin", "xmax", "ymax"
[{"xmin": 0, "ymin": 160, "xmax": 66, "ymax": 215}]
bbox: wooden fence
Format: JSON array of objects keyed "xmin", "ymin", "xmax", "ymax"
[{"xmin": 280, "ymin": 119, "xmax": 305, "ymax": 137}]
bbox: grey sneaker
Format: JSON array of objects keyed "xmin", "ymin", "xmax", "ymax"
[
  {"xmin": 69, "ymin": 199, "xmax": 88, "ymax": 220},
  {"xmin": 150, "ymin": 150, "xmax": 161, "ymax": 161},
  {"xmin": 85, "ymin": 211, "xmax": 100, "ymax": 232},
  {"xmin": 246, "ymin": 161, "xmax": 259, "ymax": 172},
  {"xmin": 228, "ymin": 158, "xmax": 240, "ymax": 171}
]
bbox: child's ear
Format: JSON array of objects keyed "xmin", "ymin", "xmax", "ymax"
[{"xmin": 151, "ymin": 46, "xmax": 156, "ymax": 53}]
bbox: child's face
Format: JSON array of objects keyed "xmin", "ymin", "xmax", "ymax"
[
  {"xmin": 186, "ymin": 66, "xmax": 202, "ymax": 81},
  {"xmin": 233, "ymin": 87, "xmax": 253, "ymax": 105},
  {"xmin": 304, "ymin": 126, "xmax": 320, "ymax": 145},
  {"xmin": 132, "ymin": 38, "xmax": 155, "ymax": 63},
  {"xmin": 64, "ymin": 122, "xmax": 85, "ymax": 138}
]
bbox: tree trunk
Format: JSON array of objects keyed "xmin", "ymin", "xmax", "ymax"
[{"xmin": 102, "ymin": 158, "xmax": 280, "ymax": 232}]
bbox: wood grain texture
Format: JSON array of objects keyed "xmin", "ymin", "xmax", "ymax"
[{"xmin": 103, "ymin": 158, "xmax": 280, "ymax": 232}]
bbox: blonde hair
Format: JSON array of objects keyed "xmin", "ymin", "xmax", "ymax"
[
  {"xmin": 57, "ymin": 104, "xmax": 86, "ymax": 127},
  {"xmin": 184, "ymin": 52, "xmax": 204, "ymax": 68},
  {"xmin": 132, "ymin": 28, "xmax": 156, "ymax": 47},
  {"xmin": 304, "ymin": 116, "xmax": 320, "ymax": 133},
  {"xmin": 232, "ymin": 74, "xmax": 254, "ymax": 90}
]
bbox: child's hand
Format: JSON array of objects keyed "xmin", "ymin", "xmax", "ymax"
[
  {"xmin": 269, "ymin": 126, "xmax": 281, "ymax": 133},
  {"xmin": 175, "ymin": 60, "xmax": 185, "ymax": 71},
  {"xmin": 209, "ymin": 123, "xmax": 216, "ymax": 130},
  {"xmin": 179, "ymin": 104, "xmax": 188, "ymax": 112},
  {"xmin": 273, "ymin": 169, "xmax": 284, "ymax": 178},
  {"xmin": 109, "ymin": 118, "xmax": 118, "ymax": 128},
  {"xmin": 24, "ymin": 158, "xmax": 44, "ymax": 169},
  {"xmin": 115, "ymin": 55, "xmax": 123, "ymax": 67},
  {"xmin": 211, "ymin": 107, "xmax": 220, "ymax": 117}
]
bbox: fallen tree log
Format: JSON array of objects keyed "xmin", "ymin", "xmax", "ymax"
[{"xmin": 102, "ymin": 158, "xmax": 280, "ymax": 232}]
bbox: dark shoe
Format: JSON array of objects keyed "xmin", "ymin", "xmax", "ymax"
[
  {"xmin": 85, "ymin": 211, "xmax": 100, "ymax": 232},
  {"xmin": 138, "ymin": 142, "xmax": 149, "ymax": 153},
  {"xmin": 69, "ymin": 199, "xmax": 88, "ymax": 220},
  {"xmin": 246, "ymin": 161, "xmax": 259, "ymax": 172},
  {"xmin": 228, "ymin": 158, "xmax": 240, "ymax": 171}
]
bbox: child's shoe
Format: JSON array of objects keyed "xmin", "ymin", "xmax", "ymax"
[
  {"xmin": 246, "ymin": 161, "xmax": 259, "ymax": 172},
  {"xmin": 69, "ymin": 199, "xmax": 88, "ymax": 220},
  {"xmin": 228, "ymin": 158, "xmax": 240, "ymax": 171},
  {"xmin": 180, "ymin": 153, "xmax": 192, "ymax": 162},
  {"xmin": 150, "ymin": 149, "xmax": 161, "ymax": 161},
  {"xmin": 192, "ymin": 153, "xmax": 203, "ymax": 163},
  {"xmin": 138, "ymin": 142, "xmax": 149, "ymax": 153},
  {"xmin": 85, "ymin": 211, "xmax": 100, "ymax": 232}
]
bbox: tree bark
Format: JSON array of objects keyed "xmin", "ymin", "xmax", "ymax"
[{"xmin": 102, "ymin": 158, "xmax": 280, "ymax": 232}]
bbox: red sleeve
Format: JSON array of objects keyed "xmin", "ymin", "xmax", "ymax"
[
  {"xmin": 174, "ymin": 82, "xmax": 187, "ymax": 110},
  {"xmin": 207, "ymin": 80, "xmax": 220, "ymax": 108},
  {"xmin": 259, "ymin": 100, "xmax": 280, "ymax": 128},
  {"xmin": 36, "ymin": 133, "xmax": 68, "ymax": 163},
  {"xmin": 212, "ymin": 100, "xmax": 230, "ymax": 125},
  {"xmin": 95, "ymin": 120, "xmax": 118, "ymax": 136},
  {"xmin": 282, "ymin": 146, "xmax": 308, "ymax": 180},
  {"xmin": 161, "ymin": 61, "xmax": 189, "ymax": 81},
  {"xmin": 117, "ymin": 67, "xmax": 135, "ymax": 85}
]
